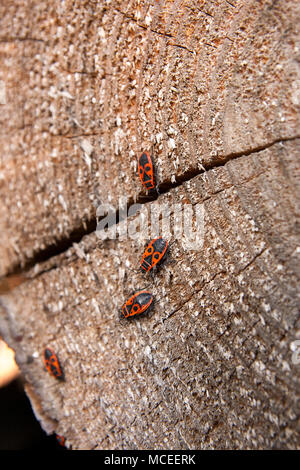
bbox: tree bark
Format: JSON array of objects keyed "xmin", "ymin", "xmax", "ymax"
[{"xmin": 0, "ymin": 0, "xmax": 299, "ymax": 450}]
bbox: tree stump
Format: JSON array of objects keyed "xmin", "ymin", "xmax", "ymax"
[{"xmin": 0, "ymin": 0, "xmax": 299, "ymax": 449}]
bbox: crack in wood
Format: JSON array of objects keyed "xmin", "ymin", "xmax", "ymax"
[
  {"xmin": 186, "ymin": 6, "xmax": 214, "ymax": 18},
  {"xmin": 225, "ymin": 1, "xmax": 237, "ymax": 7},
  {"xmin": 163, "ymin": 270, "xmax": 226, "ymax": 322}
]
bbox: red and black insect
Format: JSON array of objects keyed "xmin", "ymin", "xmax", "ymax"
[
  {"xmin": 43, "ymin": 347, "xmax": 64, "ymax": 381},
  {"xmin": 140, "ymin": 237, "xmax": 168, "ymax": 273},
  {"xmin": 121, "ymin": 291, "xmax": 154, "ymax": 319},
  {"xmin": 56, "ymin": 435, "xmax": 66, "ymax": 447},
  {"xmin": 138, "ymin": 151, "xmax": 155, "ymax": 192}
]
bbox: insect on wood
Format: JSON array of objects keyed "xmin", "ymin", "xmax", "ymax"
[
  {"xmin": 137, "ymin": 151, "xmax": 156, "ymax": 192},
  {"xmin": 121, "ymin": 291, "xmax": 154, "ymax": 319}
]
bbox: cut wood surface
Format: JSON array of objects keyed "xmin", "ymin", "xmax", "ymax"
[{"xmin": 0, "ymin": 0, "xmax": 300, "ymax": 450}]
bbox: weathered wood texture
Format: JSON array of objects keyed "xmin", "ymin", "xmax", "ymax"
[
  {"xmin": 0, "ymin": 0, "xmax": 299, "ymax": 276},
  {"xmin": 0, "ymin": 0, "xmax": 300, "ymax": 450},
  {"xmin": 1, "ymin": 141, "xmax": 300, "ymax": 449}
]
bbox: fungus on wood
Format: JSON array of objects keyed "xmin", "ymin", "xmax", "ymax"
[{"xmin": 0, "ymin": 0, "xmax": 299, "ymax": 449}]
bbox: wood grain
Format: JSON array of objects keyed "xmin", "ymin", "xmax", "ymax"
[{"xmin": 0, "ymin": 0, "xmax": 299, "ymax": 450}]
